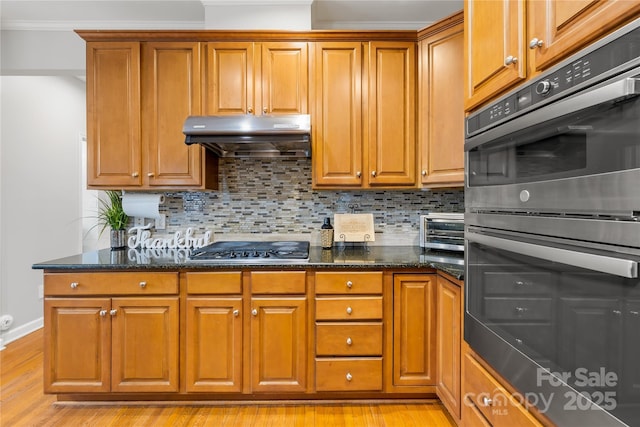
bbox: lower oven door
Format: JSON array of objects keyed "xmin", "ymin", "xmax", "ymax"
[{"xmin": 465, "ymin": 226, "xmax": 640, "ymax": 427}]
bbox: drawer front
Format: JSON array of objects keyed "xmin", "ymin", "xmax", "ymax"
[
  {"xmin": 251, "ymin": 271, "xmax": 306, "ymax": 294},
  {"xmin": 316, "ymin": 322, "xmax": 382, "ymax": 356},
  {"xmin": 315, "ymin": 271, "xmax": 383, "ymax": 294},
  {"xmin": 464, "ymin": 352, "xmax": 543, "ymax": 427},
  {"xmin": 186, "ymin": 272, "xmax": 242, "ymax": 294},
  {"xmin": 315, "ymin": 297, "xmax": 383, "ymax": 320},
  {"xmin": 44, "ymin": 272, "xmax": 178, "ymax": 296},
  {"xmin": 316, "ymin": 358, "xmax": 382, "ymax": 391}
]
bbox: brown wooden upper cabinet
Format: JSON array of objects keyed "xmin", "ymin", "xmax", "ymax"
[
  {"xmin": 86, "ymin": 41, "xmax": 217, "ymax": 190},
  {"xmin": 312, "ymin": 41, "xmax": 416, "ymax": 189},
  {"xmin": 205, "ymin": 42, "xmax": 308, "ymax": 116},
  {"xmin": 465, "ymin": 0, "xmax": 640, "ymax": 111},
  {"xmin": 418, "ymin": 14, "xmax": 464, "ymax": 188}
]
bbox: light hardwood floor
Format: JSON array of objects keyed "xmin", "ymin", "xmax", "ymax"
[{"xmin": 1, "ymin": 329, "xmax": 455, "ymax": 426}]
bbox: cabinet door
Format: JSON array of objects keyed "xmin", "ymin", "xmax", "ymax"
[
  {"xmin": 367, "ymin": 41, "xmax": 416, "ymax": 187},
  {"xmin": 205, "ymin": 42, "xmax": 254, "ymax": 115},
  {"xmin": 86, "ymin": 42, "xmax": 141, "ymax": 187},
  {"xmin": 464, "ymin": 0, "xmax": 526, "ymax": 110},
  {"xmin": 437, "ymin": 275, "xmax": 462, "ymax": 419},
  {"xmin": 186, "ymin": 297, "xmax": 243, "ymax": 392},
  {"xmin": 312, "ymin": 42, "xmax": 364, "ymax": 187},
  {"xmin": 393, "ymin": 274, "xmax": 436, "ymax": 387},
  {"xmin": 528, "ymin": 0, "xmax": 640, "ymax": 72},
  {"xmin": 261, "ymin": 42, "xmax": 308, "ymax": 115},
  {"xmin": 111, "ymin": 297, "xmax": 179, "ymax": 392},
  {"xmin": 419, "ymin": 23, "xmax": 464, "ymax": 187},
  {"xmin": 44, "ymin": 298, "xmax": 111, "ymax": 393},
  {"xmin": 250, "ymin": 297, "xmax": 307, "ymax": 392},
  {"xmin": 143, "ymin": 42, "xmax": 207, "ymax": 187}
]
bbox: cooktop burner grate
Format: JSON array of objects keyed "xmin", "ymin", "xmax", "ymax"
[{"xmin": 189, "ymin": 241, "xmax": 310, "ymax": 263}]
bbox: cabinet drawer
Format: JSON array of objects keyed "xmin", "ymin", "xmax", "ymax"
[
  {"xmin": 186, "ymin": 272, "xmax": 242, "ymax": 294},
  {"xmin": 464, "ymin": 352, "xmax": 543, "ymax": 427},
  {"xmin": 315, "ymin": 271, "xmax": 383, "ymax": 294},
  {"xmin": 251, "ymin": 271, "xmax": 306, "ymax": 294},
  {"xmin": 316, "ymin": 322, "xmax": 382, "ymax": 356},
  {"xmin": 315, "ymin": 297, "xmax": 383, "ymax": 320},
  {"xmin": 44, "ymin": 272, "xmax": 178, "ymax": 296},
  {"xmin": 316, "ymin": 358, "xmax": 382, "ymax": 391}
]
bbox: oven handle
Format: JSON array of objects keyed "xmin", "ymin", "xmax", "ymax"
[
  {"xmin": 465, "ymin": 77, "xmax": 640, "ymax": 151},
  {"xmin": 466, "ymin": 230, "xmax": 638, "ymax": 278}
]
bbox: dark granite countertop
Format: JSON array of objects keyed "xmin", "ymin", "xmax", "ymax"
[{"xmin": 32, "ymin": 246, "xmax": 464, "ymax": 280}]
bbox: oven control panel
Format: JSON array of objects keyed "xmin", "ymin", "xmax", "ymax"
[{"xmin": 467, "ymin": 19, "xmax": 640, "ymax": 136}]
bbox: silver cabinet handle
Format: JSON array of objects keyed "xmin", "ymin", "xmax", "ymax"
[
  {"xmin": 515, "ymin": 306, "xmax": 527, "ymax": 314},
  {"xmin": 132, "ymin": 172, "xmax": 139, "ymax": 177},
  {"xmin": 467, "ymin": 229, "xmax": 639, "ymax": 278},
  {"xmin": 613, "ymin": 310, "xmax": 622, "ymax": 315},
  {"xmin": 346, "ymin": 306, "xmax": 353, "ymax": 315},
  {"xmin": 421, "ymin": 170, "xmax": 427, "ymax": 176},
  {"xmin": 483, "ymin": 396, "xmax": 493, "ymax": 406},
  {"xmin": 346, "ymin": 372, "xmax": 353, "ymax": 381},
  {"xmin": 70, "ymin": 282, "xmax": 79, "ymax": 289},
  {"xmin": 251, "ymin": 309, "xmax": 258, "ymax": 316},
  {"xmin": 263, "ymin": 108, "xmax": 268, "ymax": 114},
  {"xmin": 529, "ymin": 38, "xmax": 544, "ymax": 49},
  {"xmin": 248, "ymin": 107, "xmax": 253, "ymax": 114},
  {"xmin": 346, "ymin": 337, "xmax": 352, "ymax": 346},
  {"xmin": 371, "ymin": 170, "xmax": 377, "ymax": 177},
  {"xmin": 356, "ymin": 171, "xmax": 362, "ymax": 178},
  {"xmin": 504, "ymin": 55, "xmax": 518, "ymax": 65},
  {"xmin": 110, "ymin": 309, "xmax": 117, "ymax": 316},
  {"xmin": 99, "ymin": 310, "xmax": 107, "ymax": 317},
  {"xmin": 147, "ymin": 172, "xmax": 154, "ymax": 177},
  {"xmin": 346, "ymin": 280, "xmax": 353, "ymax": 288},
  {"xmin": 233, "ymin": 309, "xmax": 240, "ymax": 317},
  {"xmin": 139, "ymin": 281, "xmax": 147, "ymax": 288}
]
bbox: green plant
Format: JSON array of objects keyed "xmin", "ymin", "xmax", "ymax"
[{"xmin": 97, "ymin": 190, "xmax": 129, "ymax": 234}]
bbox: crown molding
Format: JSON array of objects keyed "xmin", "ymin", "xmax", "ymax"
[{"xmin": 313, "ymin": 20, "xmax": 432, "ymax": 31}]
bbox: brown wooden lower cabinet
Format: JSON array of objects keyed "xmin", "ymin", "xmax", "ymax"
[
  {"xmin": 44, "ymin": 296, "xmax": 180, "ymax": 393},
  {"xmin": 462, "ymin": 343, "xmax": 544, "ymax": 427},
  {"xmin": 437, "ymin": 274, "xmax": 463, "ymax": 421}
]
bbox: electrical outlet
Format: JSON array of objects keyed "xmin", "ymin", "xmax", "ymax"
[
  {"xmin": 155, "ymin": 214, "xmax": 166, "ymax": 230},
  {"xmin": 0, "ymin": 315, "xmax": 13, "ymax": 331}
]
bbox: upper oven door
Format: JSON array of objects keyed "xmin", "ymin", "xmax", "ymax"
[{"xmin": 465, "ymin": 74, "xmax": 640, "ymax": 217}]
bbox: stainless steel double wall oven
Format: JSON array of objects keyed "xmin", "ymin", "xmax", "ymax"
[{"xmin": 464, "ymin": 18, "xmax": 640, "ymax": 427}]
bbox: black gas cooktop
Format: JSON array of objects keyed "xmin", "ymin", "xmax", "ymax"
[{"xmin": 189, "ymin": 241, "xmax": 310, "ymax": 263}]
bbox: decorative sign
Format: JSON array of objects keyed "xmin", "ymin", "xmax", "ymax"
[
  {"xmin": 333, "ymin": 213, "xmax": 375, "ymax": 242},
  {"xmin": 127, "ymin": 225, "xmax": 212, "ymax": 250}
]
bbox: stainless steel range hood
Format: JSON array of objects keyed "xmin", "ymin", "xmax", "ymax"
[{"xmin": 183, "ymin": 114, "xmax": 311, "ymax": 158}]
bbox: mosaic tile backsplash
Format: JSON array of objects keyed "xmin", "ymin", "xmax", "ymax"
[{"xmin": 156, "ymin": 158, "xmax": 464, "ymax": 246}]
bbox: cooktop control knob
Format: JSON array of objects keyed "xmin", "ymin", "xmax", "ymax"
[
  {"xmin": 536, "ymin": 80, "xmax": 551, "ymax": 95},
  {"xmin": 520, "ymin": 190, "xmax": 530, "ymax": 202}
]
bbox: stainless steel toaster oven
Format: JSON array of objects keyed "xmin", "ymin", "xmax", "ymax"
[{"xmin": 419, "ymin": 213, "xmax": 464, "ymax": 251}]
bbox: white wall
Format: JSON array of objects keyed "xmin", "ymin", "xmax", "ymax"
[{"xmin": 0, "ymin": 76, "xmax": 86, "ymax": 347}]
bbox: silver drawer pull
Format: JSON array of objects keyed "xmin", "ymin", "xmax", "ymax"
[
  {"xmin": 483, "ymin": 396, "xmax": 493, "ymax": 406},
  {"xmin": 139, "ymin": 281, "xmax": 147, "ymax": 288},
  {"xmin": 251, "ymin": 309, "xmax": 258, "ymax": 316},
  {"xmin": 233, "ymin": 309, "xmax": 240, "ymax": 317},
  {"xmin": 110, "ymin": 309, "xmax": 117, "ymax": 316},
  {"xmin": 99, "ymin": 310, "xmax": 107, "ymax": 317},
  {"xmin": 346, "ymin": 306, "xmax": 353, "ymax": 315},
  {"xmin": 346, "ymin": 280, "xmax": 353, "ymax": 288},
  {"xmin": 346, "ymin": 372, "xmax": 353, "ymax": 381},
  {"xmin": 70, "ymin": 282, "xmax": 79, "ymax": 289},
  {"xmin": 346, "ymin": 337, "xmax": 352, "ymax": 346}
]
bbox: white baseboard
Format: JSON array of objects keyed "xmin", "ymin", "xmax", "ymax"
[{"xmin": 0, "ymin": 317, "xmax": 43, "ymax": 350}]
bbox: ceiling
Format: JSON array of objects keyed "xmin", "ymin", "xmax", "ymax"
[{"xmin": 0, "ymin": 0, "xmax": 464, "ymax": 31}]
